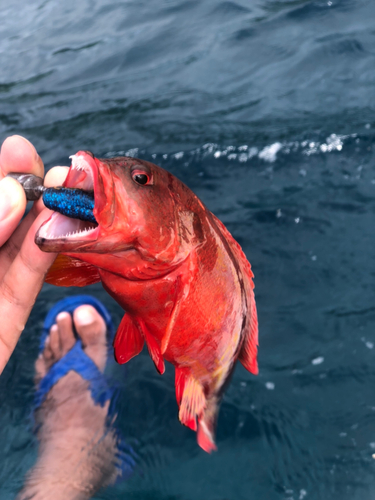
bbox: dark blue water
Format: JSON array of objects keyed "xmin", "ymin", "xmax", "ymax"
[{"xmin": 1, "ymin": 0, "xmax": 375, "ymax": 499}]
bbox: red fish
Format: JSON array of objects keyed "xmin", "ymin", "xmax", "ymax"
[{"xmin": 36, "ymin": 151, "xmax": 258, "ymax": 452}]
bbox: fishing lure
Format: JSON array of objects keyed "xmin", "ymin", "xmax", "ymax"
[{"xmin": 7, "ymin": 173, "xmax": 96, "ymax": 224}]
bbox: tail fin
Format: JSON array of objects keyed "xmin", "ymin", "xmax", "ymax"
[{"xmin": 197, "ymin": 397, "xmax": 219, "ymax": 453}]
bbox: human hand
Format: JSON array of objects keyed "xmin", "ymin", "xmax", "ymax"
[{"xmin": 0, "ymin": 135, "xmax": 69, "ymax": 374}]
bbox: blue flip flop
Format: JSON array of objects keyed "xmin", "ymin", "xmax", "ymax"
[
  {"xmin": 34, "ymin": 295, "xmax": 136, "ymax": 479},
  {"xmin": 35, "ymin": 295, "xmax": 115, "ymax": 408}
]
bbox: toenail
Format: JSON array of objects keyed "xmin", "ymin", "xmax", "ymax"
[
  {"xmin": 56, "ymin": 311, "xmax": 70, "ymax": 322},
  {"xmin": 74, "ymin": 306, "xmax": 96, "ymax": 325}
]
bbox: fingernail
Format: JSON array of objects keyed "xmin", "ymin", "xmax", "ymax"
[
  {"xmin": 13, "ymin": 135, "xmax": 41, "ymax": 163},
  {"xmin": 0, "ymin": 178, "xmax": 21, "ymax": 219},
  {"xmin": 0, "ymin": 135, "xmax": 43, "ymax": 175}
]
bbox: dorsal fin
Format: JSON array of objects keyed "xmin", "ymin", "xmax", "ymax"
[
  {"xmin": 45, "ymin": 254, "xmax": 101, "ymax": 287},
  {"xmin": 210, "ymin": 213, "xmax": 254, "ymax": 281},
  {"xmin": 113, "ymin": 314, "xmax": 145, "ymax": 365},
  {"xmin": 238, "ymin": 287, "xmax": 258, "ymax": 374},
  {"xmin": 210, "ymin": 213, "xmax": 258, "ymax": 375}
]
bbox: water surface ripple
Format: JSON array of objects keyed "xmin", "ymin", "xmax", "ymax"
[{"xmin": 0, "ymin": 1, "xmax": 375, "ymax": 499}]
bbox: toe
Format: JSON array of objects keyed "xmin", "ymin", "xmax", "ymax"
[
  {"xmin": 49, "ymin": 324, "xmax": 61, "ymax": 360},
  {"xmin": 43, "ymin": 336, "xmax": 54, "ymax": 363},
  {"xmin": 34, "ymin": 304, "xmax": 109, "ymax": 391},
  {"xmin": 35, "ymin": 331, "xmax": 55, "ymax": 381},
  {"xmin": 73, "ymin": 305, "xmax": 107, "ymax": 347},
  {"xmin": 73, "ymin": 305, "xmax": 107, "ymax": 371},
  {"xmin": 35, "ymin": 354, "xmax": 47, "ymax": 382},
  {"xmin": 56, "ymin": 312, "xmax": 75, "ymax": 356}
]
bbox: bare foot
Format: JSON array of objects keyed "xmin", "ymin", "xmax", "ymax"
[{"xmin": 18, "ymin": 305, "xmax": 119, "ymax": 500}]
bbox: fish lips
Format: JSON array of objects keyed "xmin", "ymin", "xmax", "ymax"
[{"xmin": 35, "ymin": 151, "xmax": 110, "ymax": 253}]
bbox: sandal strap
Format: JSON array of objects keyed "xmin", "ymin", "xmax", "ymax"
[{"xmin": 34, "ymin": 339, "xmax": 114, "ymax": 408}]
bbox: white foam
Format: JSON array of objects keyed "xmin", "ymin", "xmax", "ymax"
[
  {"xmin": 312, "ymin": 356, "xmax": 324, "ymax": 365},
  {"xmin": 258, "ymin": 142, "xmax": 282, "ymax": 162}
]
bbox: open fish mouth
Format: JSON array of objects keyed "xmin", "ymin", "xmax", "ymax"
[{"xmin": 35, "ymin": 153, "xmax": 101, "ymax": 251}]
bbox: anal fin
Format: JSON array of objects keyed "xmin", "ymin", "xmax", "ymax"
[
  {"xmin": 45, "ymin": 254, "xmax": 101, "ymax": 287},
  {"xmin": 113, "ymin": 314, "xmax": 144, "ymax": 365},
  {"xmin": 179, "ymin": 376, "xmax": 206, "ymax": 432},
  {"xmin": 176, "ymin": 368, "xmax": 218, "ymax": 453}
]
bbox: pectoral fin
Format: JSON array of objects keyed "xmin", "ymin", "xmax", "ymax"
[
  {"xmin": 113, "ymin": 314, "xmax": 144, "ymax": 365},
  {"xmin": 138, "ymin": 319, "xmax": 165, "ymax": 375},
  {"xmin": 45, "ymin": 254, "xmax": 101, "ymax": 287},
  {"xmin": 161, "ymin": 274, "xmax": 191, "ymax": 354}
]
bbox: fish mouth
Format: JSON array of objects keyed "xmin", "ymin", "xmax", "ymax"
[{"xmin": 36, "ymin": 152, "xmax": 101, "ymax": 252}]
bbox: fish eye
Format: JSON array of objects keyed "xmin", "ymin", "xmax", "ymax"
[{"xmin": 132, "ymin": 171, "xmax": 151, "ymax": 185}]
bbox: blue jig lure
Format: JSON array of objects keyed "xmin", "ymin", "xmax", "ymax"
[
  {"xmin": 7, "ymin": 173, "xmax": 96, "ymax": 224},
  {"xmin": 42, "ymin": 187, "xmax": 96, "ymax": 223}
]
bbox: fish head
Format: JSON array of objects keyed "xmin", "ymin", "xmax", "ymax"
[{"xmin": 36, "ymin": 152, "xmax": 200, "ymax": 270}]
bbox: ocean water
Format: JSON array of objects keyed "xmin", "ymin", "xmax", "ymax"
[{"xmin": 0, "ymin": 0, "xmax": 375, "ymax": 499}]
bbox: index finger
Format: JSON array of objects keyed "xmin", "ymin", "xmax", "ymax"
[{"xmin": 0, "ymin": 135, "xmax": 44, "ymax": 180}]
